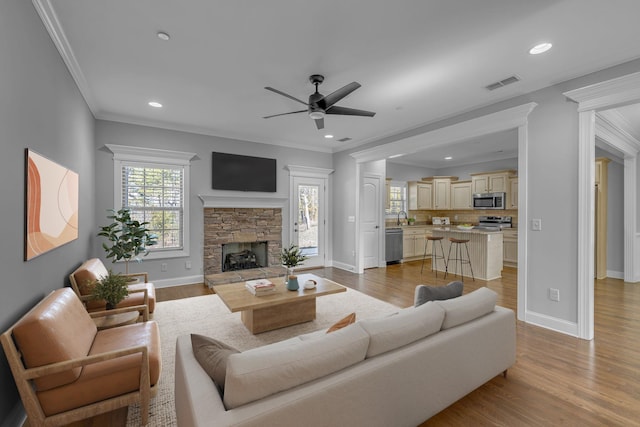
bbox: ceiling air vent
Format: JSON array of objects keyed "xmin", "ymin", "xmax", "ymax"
[
  {"xmin": 338, "ymin": 137, "xmax": 352, "ymax": 142},
  {"xmin": 485, "ymin": 75, "xmax": 520, "ymax": 91}
]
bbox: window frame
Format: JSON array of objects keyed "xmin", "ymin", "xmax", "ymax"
[
  {"xmin": 106, "ymin": 144, "xmax": 196, "ymax": 260},
  {"xmin": 385, "ymin": 180, "xmax": 407, "ymax": 218}
]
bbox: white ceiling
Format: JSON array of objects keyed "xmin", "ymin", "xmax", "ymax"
[{"xmin": 39, "ymin": 0, "xmax": 640, "ymax": 158}]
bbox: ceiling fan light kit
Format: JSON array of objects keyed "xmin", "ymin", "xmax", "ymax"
[{"xmin": 264, "ymin": 74, "xmax": 375, "ymax": 130}]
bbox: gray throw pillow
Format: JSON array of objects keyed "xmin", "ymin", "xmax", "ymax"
[
  {"xmin": 414, "ymin": 281, "xmax": 463, "ymax": 307},
  {"xmin": 191, "ymin": 334, "xmax": 239, "ymax": 393}
]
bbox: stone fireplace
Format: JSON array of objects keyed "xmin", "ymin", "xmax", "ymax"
[{"xmin": 201, "ymin": 197, "xmax": 288, "ymax": 286}]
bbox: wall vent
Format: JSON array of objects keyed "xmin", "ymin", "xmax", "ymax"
[
  {"xmin": 485, "ymin": 75, "xmax": 520, "ymax": 91},
  {"xmin": 338, "ymin": 137, "xmax": 352, "ymax": 142}
]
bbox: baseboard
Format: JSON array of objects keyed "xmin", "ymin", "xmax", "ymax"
[
  {"xmin": 606, "ymin": 270, "xmax": 624, "ymax": 280},
  {"xmin": 524, "ymin": 310, "xmax": 579, "ymax": 337},
  {"xmin": 331, "ymin": 261, "xmax": 356, "ymax": 273},
  {"xmin": 1, "ymin": 402, "xmax": 26, "ymax": 427},
  {"xmin": 152, "ymin": 274, "xmax": 204, "ymax": 288}
]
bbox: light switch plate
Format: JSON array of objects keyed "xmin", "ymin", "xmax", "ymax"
[{"xmin": 532, "ymin": 218, "xmax": 542, "ymax": 231}]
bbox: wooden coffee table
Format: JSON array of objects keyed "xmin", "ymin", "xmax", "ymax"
[{"xmin": 212, "ymin": 273, "xmax": 346, "ymax": 334}]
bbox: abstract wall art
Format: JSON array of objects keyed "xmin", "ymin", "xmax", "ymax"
[{"xmin": 25, "ymin": 149, "xmax": 79, "ymax": 260}]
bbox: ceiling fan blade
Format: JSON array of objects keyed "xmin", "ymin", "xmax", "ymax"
[
  {"xmin": 314, "ymin": 118, "xmax": 325, "ymax": 130},
  {"xmin": 264, "ymin": 87, "xmax": 310, "ymax": 107},
  {"xmin": 326, "ymin": 105, "xmax": 376, "ymax": 117},
  {"xmin": 263, "ymin": 109, "xmax": 307, "ymax": 119},
  {"xmin": 321, "ymin": 82, "xmax": 361, "ymax": 108}
]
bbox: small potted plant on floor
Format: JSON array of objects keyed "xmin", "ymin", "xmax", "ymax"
[
  {"xmin": 280, "ymin": 244, "xmax": 308, "ymax": 291},
  {"xmin": 98, "ymin": 208, "xmax": 158, "ymax": 276},
  {"xmin": 91, "ymin": 270, "xmax": 129, "ymax": 310}
]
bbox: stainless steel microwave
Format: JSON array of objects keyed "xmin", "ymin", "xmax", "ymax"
[{"xmin": 472, "ymin": 192, "xmax": 506, "ymax": 209}]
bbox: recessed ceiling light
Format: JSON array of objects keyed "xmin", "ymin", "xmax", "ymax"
[
  {"xmin": 157, "ymin": 31, "xmax": 170, "ymax": 41},
  {"xmin": 324, "ymin": 134, "xmax": 334, "ymax": 139},
  {"xmin": 148, "ymin": 101, "xmax": 163, "ymax": 108},
  {"xmin": 529, "ymin": 42, "xmax": 552, "ymax": 55},
  {"xmin": 444, "ymin": 156, "xmax": 453, "ymax": 160}
]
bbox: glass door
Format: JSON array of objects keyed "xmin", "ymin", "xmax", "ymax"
[{"xmin": 292, "ymin": 177, "xmax": 325, "ymax": 268}]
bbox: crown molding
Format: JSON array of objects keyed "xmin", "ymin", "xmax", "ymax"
[
  {"xmin": 198, "ymin": 195, "xmax": 288, "ymax": 208},
  {"xmin": 32, "ymin": 0, "xmax": 97, "ymax": 114},
  {"xmin": 563, "ymin": 71, "xmax": 640, "ymax": 112}
]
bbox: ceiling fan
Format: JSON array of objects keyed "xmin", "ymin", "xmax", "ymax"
[{"xmin": 263, "ymin": 74, "xmax": 376, "ymax": 130}]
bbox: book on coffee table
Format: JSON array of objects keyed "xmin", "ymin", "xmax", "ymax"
[{"xmin": 245, "ymin": 279, "xmax": 276, "ymax": 296}]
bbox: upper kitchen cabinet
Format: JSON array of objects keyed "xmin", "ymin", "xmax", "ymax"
[
  {"xmin": 408, "ymin": 181, "xmax": 433, "ymax": 210},
  {"xmin": 508, "ymin": 177, "xmax": 518, "ymax": 209},
  {"xmin": 421, "ymin": 176, "xmax": 458, "ymax": 210},
  {"xmin": 451, "ymin": 180, "xmax": 473, "ymax": 210},
  {"xmin": 470, "ymin": 170, "xmax": 516, "ymax": 194}
]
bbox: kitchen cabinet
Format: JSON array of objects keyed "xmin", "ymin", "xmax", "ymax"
[
  {"xmin": 503, "ymin": 228, "xmax": 517, "ymax": 267},
  {"xmin": 470, "ymin": 170, "xmax": 516, "ymax": 194},
  {"xmin": 408, "ymin": 181, "xmax": 432, "ymax": 210},
  {"xmin": 402, "ymin": 227, "xmax": 430, "ymax": 259},
  {"xmin": 451, "ymin": 180, "xmax": 473, "ymax": 210},
  {"xmin": 508, "ymin": 178, "xmax": 518, "ymax": 209},
  {"xmin": 421, "ymin": 176, "xmax": 458, "ymax": 210}
]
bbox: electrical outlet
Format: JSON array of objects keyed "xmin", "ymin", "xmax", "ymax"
[
  {"xmin": 549, "ymin": 288, "xmax": 560, "ymax": 301},
  {"xmin": 532, "ymin": 218, "xmax": 542, "ymax": 231},
  {"xmin": 185, "ymin": 261, "xmax": 192, "ymax": 270},
  {"xmin": 161, "ymin": 262, "xmax": 167, "ymax": 272}
]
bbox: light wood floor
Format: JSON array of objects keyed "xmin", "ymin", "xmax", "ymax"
[{"xmin": 59, "ymin": 261, "xmax": 640, "ymax": 426}]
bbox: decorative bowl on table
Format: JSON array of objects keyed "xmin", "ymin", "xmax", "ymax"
[{"xmin": 457, "ymin": 224, "xmax": 474, "ymax": 230}]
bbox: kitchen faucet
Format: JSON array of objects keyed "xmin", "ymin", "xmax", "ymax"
[{"xmin": 397, "ymin": 210, "xmax": 408, "ymax": 226}]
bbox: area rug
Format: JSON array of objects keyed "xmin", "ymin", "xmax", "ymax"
[{"xmin": 126, "ymin": 288, "xmax": 400, "ymax": 426}]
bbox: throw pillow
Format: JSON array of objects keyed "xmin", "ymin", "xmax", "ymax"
[
  {"xmin": 414, "ymin": 281, "xmax": 463, "ymax": 307},
  {"xmin": 326, "ymin": 312, "xmax": 356, "ymax": 333},
  {"xmin": 191, "ymin": 334, "xmax": 239, "ymax": 393}
]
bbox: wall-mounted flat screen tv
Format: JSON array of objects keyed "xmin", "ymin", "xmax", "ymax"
[{"xmin": 212, "ymin": 152, "xmax": 277, "ymax": 192}]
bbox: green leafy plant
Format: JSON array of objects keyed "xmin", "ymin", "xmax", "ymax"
[
  {"xmin": 98, "ymin": 208, "xmax": 158, "ymax": 274},
  {"xmin": 90, "ymin": 270, "xmax": 129, "ymax": 309},
  {"xmin": 280, "ymin": 244, "xmax": 308, "ymax": 272}
]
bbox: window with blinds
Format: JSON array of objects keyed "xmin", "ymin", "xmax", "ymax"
[
  {"xmin": 121, "ymin": 163, "xmax": 184, "ymax": 251},
  {"xmin": 386, "ymin": 182, "xmax": 406, "ymax": 215}
]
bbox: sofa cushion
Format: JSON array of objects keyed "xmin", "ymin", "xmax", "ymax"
[
  {"xmin": 436, "ymin": 287, "xmax": 497, "ymax": 329},
  {"xmin": 223, "ymin": 323, "xmax": 370, "ymax": 409},
  {"xmin": 358, "ymin": 301, "xmax": 445, "ymax": 358},
  {"xmin": 191, "ymin": 334, "xmax": 239, "ymax": 393},
  {"xmin": 414, "ymin": 281, "xmax": 463, "ymax": 307},
  {"xmin": 326, "ymin": 312, "xmax": 356, "ymax": 333},
  {"xmin": 12, "ymin": 288, "xmax": 97, "ymax": 391}
]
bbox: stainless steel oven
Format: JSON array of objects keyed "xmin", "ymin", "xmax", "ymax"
[{"xmin": 472, "ymin": 192, "xmax": 506, "ymax": 210}]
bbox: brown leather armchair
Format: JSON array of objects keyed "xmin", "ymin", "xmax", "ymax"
[
  {"xmin": 1, "ymin": 288, "xmax": 161, "ymax": 426},
  {"xmin": 69, "ymin": 258, "xmax": 156, "ymax": 314}
]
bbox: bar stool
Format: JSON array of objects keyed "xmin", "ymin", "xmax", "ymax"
[
  {"xmin": 445, "ymin": 238, "xmax": 475, "ymax": 282},
  {"xmin": 421, "ymin": 236, "xmax": 448, "ymax": 277}
]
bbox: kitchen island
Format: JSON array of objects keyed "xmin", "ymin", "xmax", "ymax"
[{"xmin": 431, "ymin": 227, "xmax": 503, "ymax": 281}]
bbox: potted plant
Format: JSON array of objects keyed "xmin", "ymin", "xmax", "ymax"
[
  {"xmin": 98, "ymin": 208, "xmax": 158, "ymax": 275},
  {"xmin": 91, "ymin": 270, "xmax": 129, "ymax": 310},
  {"xmin": 280, "ymin": 244, "xmax": 308, "ymax": 291}
]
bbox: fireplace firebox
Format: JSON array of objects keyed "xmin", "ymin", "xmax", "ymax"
[{"xmin": 222, "ymin": 241, "xmax": 268, "ymax": 272}]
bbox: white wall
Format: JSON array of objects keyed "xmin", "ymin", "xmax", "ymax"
[
  {"xmin": 386, "ymin": 162, "xmax": 434, "ymax": 182},
  {"xmin": 94, "ymin": 120, "xmax": 333, "ymax": 284}
]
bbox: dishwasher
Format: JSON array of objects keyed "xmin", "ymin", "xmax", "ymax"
[{"xmin": 385, "ymin": 228, "xmax": 403, "ymax": 263}]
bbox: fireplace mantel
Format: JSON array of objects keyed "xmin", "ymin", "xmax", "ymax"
[{"xmin": 198, "ymin": 195, "xmax": 288, "ymax": 208}]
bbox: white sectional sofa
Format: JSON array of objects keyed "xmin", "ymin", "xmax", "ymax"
[{"xmin": 175, "ymin": 287, "xmax": 516, "ymax": 427}]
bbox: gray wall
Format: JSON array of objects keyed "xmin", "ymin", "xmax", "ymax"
[
  {"xmin": 94, "ymin": 120, "xmax": 333, "ymax": 281},
  {"xmin": 0, "ymin": 0, "xmax": 96, "ymax": 424},
  {"xmin": 605, "ymin": 159, "xmax": 624, "ymax": 274},
  {"xmin": 386, "ymin": 162, "xmax": 434, "ymax": 182}
]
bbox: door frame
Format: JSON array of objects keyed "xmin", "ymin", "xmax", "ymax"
[
  {"xmin": 564, "ymin": 71, "xmax": 640, "ymax": 340},
  {"xmin": 286, "ymin": 165, "xmax": 334, "ymax": 268}
]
